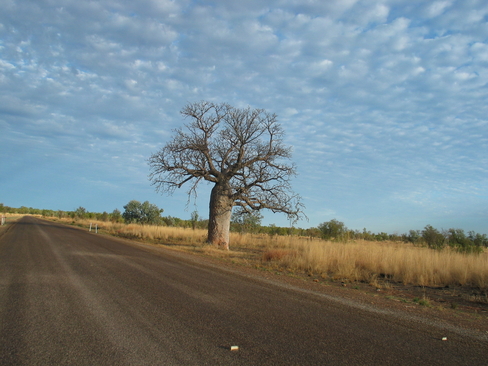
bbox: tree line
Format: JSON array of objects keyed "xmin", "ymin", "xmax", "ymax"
[
  {"xmin": 2, "ymin": 202, "xmax": 486, "ymax": 252},
  {"xmin": 314, "ymin": 219, "xmax": 488, "ymax": 253}
]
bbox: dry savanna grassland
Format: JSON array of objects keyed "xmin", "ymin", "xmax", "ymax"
[
  {"xmin": 12, "ymin": 215, "xmax": 488, "ymax": 312},
  {"xmin": 16, "ymin": 218, "xmax": 488, "ymax": 312}
]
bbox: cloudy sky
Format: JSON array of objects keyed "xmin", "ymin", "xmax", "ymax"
[{"xmin": 1, "ymin": 0, "xmax": 487, "ymax": 234}]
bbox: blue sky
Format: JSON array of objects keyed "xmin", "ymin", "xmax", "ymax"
[{"xmin": 1, "ymin": 0, "xmax": 487, "ymax": 234}]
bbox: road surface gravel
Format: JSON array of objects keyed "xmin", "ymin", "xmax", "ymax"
[{"xmin": 0, "ymin": 216, "xmax": 486, "ymax": 365}]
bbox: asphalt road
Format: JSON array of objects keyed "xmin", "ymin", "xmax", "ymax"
[{"xmin": 0, "ymin": 216, "xmax": 486, "ymax": 365}]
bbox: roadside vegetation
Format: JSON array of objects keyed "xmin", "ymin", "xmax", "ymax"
[
  {"xmin": 74, "ymin": 219, "xmax": 488, "ymax": 290},
  {"xmin": 2, "ymin": 203, "xmax": 487, "ymax": 308},
  {"xmin": 0, "ymin": 213, "xmax": 23, "ymax": 236}
]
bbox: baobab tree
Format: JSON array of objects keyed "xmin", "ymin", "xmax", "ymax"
[{"xmin": 148, "ymin": 101, "xmax": 304, "ymax": 250}]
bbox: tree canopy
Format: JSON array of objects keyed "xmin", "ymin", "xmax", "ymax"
[
  {"xmin": 318, "ymin": 219, "xmax": 348, "ymax": 240},
  {"xmin": 122, "ymin": 200, "xmax": 163, "ymax": 225}
]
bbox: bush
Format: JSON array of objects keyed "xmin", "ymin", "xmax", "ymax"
[
  {"xmin": 318, "ymin": 219, "xmax": 347, "ymax": 241},
  {"xmin": 122, "ymin": 200, "xmax": 164, "ymax": 225},
  {"xmin": 468, "ymin": 231, "xmax": 488, "ymax": 248},
  {"xmin": 422, "ymin": 225, "xmax": 445, "ymax": 250},
  {"xmin": 75, "ymin": 207, "xmax": 87, "ymax": 219},
  {"xmin": 405, "ymin": 230, "xmax": 422, "ymax": 245}
]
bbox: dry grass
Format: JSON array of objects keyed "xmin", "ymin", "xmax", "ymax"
[
  {"xmin": 57, "ymin": 218, "xmax": 208, "ymax": 245},
  {"xmin": 52, "ymin": 218, "xmax": 488, "ymax": 290},
  {"xmin": 262, "ymin": 248, "xmax": 296, "ymax": 262},
  {"xmin": 278, "ymin": 239, "xmax": 488, "ymax": 289},
  {"xmin": 0, "ymin": 214, "xmax": 25, "ymax": 235}
]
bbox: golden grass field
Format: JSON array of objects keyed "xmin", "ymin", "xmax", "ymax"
[{"xmin": 54, "ymin": 218, "xmax": 488, "ymax": 291}]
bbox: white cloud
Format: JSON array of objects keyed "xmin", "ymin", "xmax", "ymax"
[
  {"xmin": 1, "ymin": 0, "xmax": 488, "ymax": 232},
  {"xmin": 350, "ymin": 2, "xmax": 390, "ymax": 27},
  {"xmin": 0, "ymin": 59, "xmax": 15, "ymax": 70},
  {"xmin": 426, "ymin": 1, "xmax": 452, "ymax": 18}
]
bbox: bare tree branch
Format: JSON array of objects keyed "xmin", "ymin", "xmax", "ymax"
[{"xmin": 148, "ymin": 101, "xmax": 305, "ymax": 248}]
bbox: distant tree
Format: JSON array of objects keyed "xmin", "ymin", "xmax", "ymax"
[
  {"xmin": 140, "ymin": 201, "xmax": 163, "ymax": 225},
  {"xmin": 75, "ymin": 206, "xmax": 87, "ymax": 219},
  {"xmin": 446, "ymin": 228, "xmax": 483, "ymax": 253},
  {"xmin": 231, "ymin": 209, "xmax": 263, "ymax": 233},
  {"xmin": 304, "ymin": 227, "xmax": 321, "ymax": 238},
  {"xmin": 30, "ymin": 207, "xmax": 41, "ymax": 215},
  {"xmin": 190, "ymin": 211, "xmax": 199, "ymax": 230},
  {"xmin": 198, "ymin": 218, "xmax": 209, "ymax": 230},
  {"xmin": 265, "ymin": 223, "xmax": 290, "ymax": 236},
  {"xmin": 148, "ymin": 101, "xmax": 304, "ymax": 250},
  {"xmin": 122, "ymin": 200, "xmax": 163, "ymax": 224},
  {"xmin": 361, "ymin": 228, "xmax": 374, "ymax": 241},
  {"xmin": 468, "ymin": 231, "xmax": 488, "ymax": 248},
  {"xmin": 111, "ymin": 208, "xmax": 122, "ymax": 223},
  {"xmin": 405, "ymin": 229, "xmax": 422, "ymax": 245},
  {"xmin": 0, "ymin": 204, "xmax": 11, "ymax": 213},
  {"xmin": 100, "ymin": 211, "xmax": 109, "ymax": 222},
  {"xmin": 375, "ymin": 232, "xmax": 389, "ymax": 241},
  {"xmin": 421, "ymin": 225, "xmax": 445, "ymax": 250},
  {"xmin": 41, "ymin": 209, "xmax": 54, "ymax": 217},
  {"xmin": 446, "ymin": 228, "xmax": 467, "ymax": 249},
  {"xmin": 122, "ymin": 201, "xmax": 142, "ymax": 223},
  {"xmin": 161, "ymin": 215, "xmax": 183, "ymax": 227},
  {"xmin": 318, "ymin": 219, "xmax": 347, "ymax": 240}
]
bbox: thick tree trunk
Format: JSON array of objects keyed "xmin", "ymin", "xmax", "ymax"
[{"xmin": 207, "ymin": 183, "xmax": 234, "ymax": 250}]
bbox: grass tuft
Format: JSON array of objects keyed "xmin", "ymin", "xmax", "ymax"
[{"xmin": 262, "ymin": 249, "xmax": 295, "ymax": 262}]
